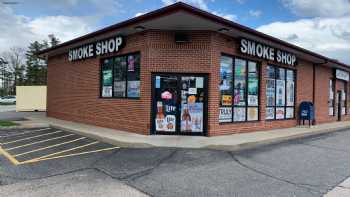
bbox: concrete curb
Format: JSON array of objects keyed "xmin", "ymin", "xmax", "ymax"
[
  {"xmin": 50, "ymin": 124, "xmax": 155, "ymax": 149},
  {"xmin": 205, "ymin": 125, "xmax": 350, "ymax": 151}
]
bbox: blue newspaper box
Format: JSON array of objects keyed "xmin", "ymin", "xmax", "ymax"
[{"xmin": 299, "ymin": 101, "xmax": 314, "ymax": 125}]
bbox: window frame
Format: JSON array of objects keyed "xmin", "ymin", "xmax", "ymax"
[
  {"xmin": 219, "ymin": 54, "xmax": 261, "ymax": 123},
  {"xmin": 100, "ymin": 52, "xmax": 141, "ymax": 99},
  {"xmin": 265, "ymin": 65, "xmax": 296, "ymax": 121}
]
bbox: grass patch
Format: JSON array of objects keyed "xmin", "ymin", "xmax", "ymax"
[
  {"xmin": 0, "ymin": 120, "xmax": 18, "ymax": 127},
  {"xmin": 0, "ymin": 103, "xmax": 15, "ymax": 106}
]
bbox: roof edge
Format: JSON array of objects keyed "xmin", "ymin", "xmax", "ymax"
[{"xmin": 38, "ymin": 2, "xmax": 349, "ymax": 68}]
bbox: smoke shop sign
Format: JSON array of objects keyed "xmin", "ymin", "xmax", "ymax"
[
  {"xmin": 240, "ymin": 38, "xmax": 297, "ymax": 66},
  {"xmin": 335, "ymin": 69, "xmax": 350, "ymax": 81},
  {"xmin": 68, "ymin": 36, "xmax": 125, "ymax": 62}
]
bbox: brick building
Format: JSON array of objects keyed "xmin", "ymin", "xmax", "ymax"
[{"xmin": 39, "ymin": 2, "xmax": 350, "ymax": 136}]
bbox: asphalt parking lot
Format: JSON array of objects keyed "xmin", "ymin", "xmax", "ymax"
[
  {"xmin": 0, "ymin": 127, "xmax": 119, "ymax": 165},
  {"xmin": 2, "ymin": 127, "xmax": 350, "ymax": 196}
]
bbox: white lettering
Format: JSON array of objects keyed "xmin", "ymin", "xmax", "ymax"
[
  {"xmin": 256, "ymin": 44, "xmax": 263, "ymax": 57},
  {"xmin": 115, "ymin": 37, "xmax": 122, "ymax": 51},
  {"xmin": 247, "ymin": 40, "xmax": 256, "ymax": 56},
  {"xmin": 89, "ymin": 44, "xmax": 94, "ymax": 57},
  {"xmin": 96, "ymin": 43, "xmax": 101, "ymax": 55},
  {"xmin": 269, "ymin": 48, "xmax": 275, "ymax": 61},
  {"xmin": 101, "ymin": 40, "xmax": 108, "ymax": 55},
  {"xmin": 240, "ymin": 39, "xmax": 248, "ymax": 54},
  {"xmin": 108, "ymin": 39, "xmax": 115, "ymax": 53}
]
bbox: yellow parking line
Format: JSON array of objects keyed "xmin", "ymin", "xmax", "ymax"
[
  {"xmin": 0, "ymin": 146, "xmax": 20, "ymax": 165},
  {"xmin": 0, "ymin": 128, "xmax": 51, "ymax": 139},
  {"xmin": 0, "ymin": 130, "xmax": 64, "ymax": 145},
  {"xmin": 6, "ymin": 134, "xmax": 76, "ymax": 151},
  {"xmin": 20, "ymin": 141, "xmax": 99, "ymax": 164},
  {"xmin": 20, "ymin": 147, "xmax": 120, "ymax": 164},
  {"xmin": 13, "ymin": 137, "xmax": 87, "ymax": 157}
]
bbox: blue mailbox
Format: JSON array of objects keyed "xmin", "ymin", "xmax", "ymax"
[{"xmin": 299, "ymin": 101, "xmax": 315, "ymax": 126}]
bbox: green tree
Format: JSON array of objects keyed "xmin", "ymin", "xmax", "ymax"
[{"xmin": 25, "ymin": 34, "xmax": 60, "ymax": 85}]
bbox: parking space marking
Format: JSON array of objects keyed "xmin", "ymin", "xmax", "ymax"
[
  {"xmin": 0, "ymin": 146, "xmax": 20, "ymax": 165},
  {"xmin": 20, "ymin": 141, "xmax": 100, "ymax": 164},
  {"xmin": 13, "ymin": 137, "xmax": 87, "ymax": 157},
  {"xmin": 6, "ymin": 134, "xmax": 76, "ymax": 151},
  {"xmin": 0, "ymin": 130, "xmax": 64, "ymax": 145},
  {"xmin": 21, "ymin": 147, "xmax": 120, "ymax": 164},
  {"xmin": 0, "ymin": 128, "xmax": 51, "ymax": 139}
]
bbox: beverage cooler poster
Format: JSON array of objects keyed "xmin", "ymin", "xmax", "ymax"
[
  {"xmin": 181, "ymin": 103, "xmax": 203, "ymax": 132},
  {"xmin": 155, "ymin": 91, "xmax": 177, "ymax": 132}
]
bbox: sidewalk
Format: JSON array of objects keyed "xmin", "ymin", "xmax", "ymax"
[
  {"xmin": 23, "ymin": 114, "xmax": 350, "ymax": 151},
  {"xmin": 325, "ymin": 177, "xmax": 350, "ymax": 197}
]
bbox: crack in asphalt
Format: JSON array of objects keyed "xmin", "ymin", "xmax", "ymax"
[
  {"xmin": 227, "ymin": 151, "xmax": 322, "ymax": 195},
  {"xmin": 118, "ymin": 149, "xmax": 178, "ymax": 181}
]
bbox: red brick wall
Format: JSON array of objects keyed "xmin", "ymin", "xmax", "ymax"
[{"xmin": 47, "ymin": 30, "xmax": 350, "ymax": 136}]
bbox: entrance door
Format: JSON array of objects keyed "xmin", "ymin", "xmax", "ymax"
[
  {"xmin": 152, "ymin": 74, "xmax": 207, "ymax": 136},
  {"xmin": 337, "ymin": 91, "xmax": 342, "ymax": 121}
]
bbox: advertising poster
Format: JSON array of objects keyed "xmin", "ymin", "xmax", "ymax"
[
  {"xmin": 342, "ymin": 107, "xmax": 346, "ymax": 115},
  {"xmin": 222, "ymin": 95, "xmax": 232, "ymax": 106},
  {"xmin": 248, "ymin": 78, "xmax": 258, "ymax": 95},
  {"xmin": 248, "ymin": 95, "xmax": 258, "ymax": 106},
  {"xmin": 247, "ymin": 108, "xmax": 258, "ymax": 121},
  {"xmin": 103, "ymin": 69, "xmax": 112, "ymax": 86},
  {"xmin": 286, "ymin": 107, "xmax": 294, "ymax": 118},
  {"xmin": 266, "ymin": 107, "xmax": 275, "ymax": 120},
  {"xmin": 220, "ymin": 57, "xmax": 233, "ymax": 91},
  {"xmin": 196, "ymin": 77, "xmax": 204, "ymax": 88},
  {"xmin": 155, "ymin": 76, "xmax": 161, "ymax": 88},
  {"xmin": 181, "ymin": 103, "xmax": 203, "ymax": 132},
  {"xmin": 234, "ymin": 107, "xmax": 246, "ymax": 122},
  {"xmin": 155, "ymin": 97, "xmax": 177, "ymax": 132},
  {"xmin": 127, "ymin": 81, "xmax": 140, "ymax": 98},
  {"xmin": 219, "ymin": 107, "xmax": 232, "ymax": 123},
  {"xmin": 234, "ymin": 80, "xmax": 245, "ymax": 106},
  {"xmin": 286, "ymin": 81, "xmax": 295, "ymax": 106},
  {"xmin": 102, "ymin": 86, "xmax": 112, "ymax": 97},
  {"xmin": 127, "ymin": 55, "xmax": 135, "ymax": 72},
  {"xmin": 276, "ymin": 80, "xmax": 285, "ymax": 106},
  {"xmin": 276, "ymin": 107, "xmax": 285, "ymax": 119},
  {"xmin": 114, "ymin": 81, "xmax": 126, "ymax": 97},
  {"xmin": 266, "ymin": 79, "xmax": 275, "ymax": 106},
  {"xmin": 329, "ymin": 107, "xmax": 334, "ymax": 116}
]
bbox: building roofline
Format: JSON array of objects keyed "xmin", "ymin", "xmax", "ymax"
[{"xmin": 38, "ymin": 2, "xmax": 349, "ymax": 68}]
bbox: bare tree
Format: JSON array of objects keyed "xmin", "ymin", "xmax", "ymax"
[{"xmin": 1, "ymin": 47, "xmax": 26, "ymax": 95}]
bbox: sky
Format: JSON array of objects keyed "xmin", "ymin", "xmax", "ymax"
[{"xmin": 1, "ymin": 0, "xmax": 350, "ymax": 64}]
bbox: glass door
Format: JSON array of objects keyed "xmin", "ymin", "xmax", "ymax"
[
  {"xmin": 154, "ymin": 75, "xmax": 179, "ymax": 133},
  {"xmin": 180, "ymin": 76, "xmax": 205, "ymax": 134},
  {"xmin": 152, "ymin": 74, "xmax": 207, "ymax": 135}
]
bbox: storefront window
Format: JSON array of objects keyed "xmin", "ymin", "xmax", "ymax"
[
  {"xmin": 265, "ymin": 65, "xmax": 295, "ymax": 120},
  {"xmin": 101, "ymin": 53, "xmax": 140, "ymax": 98},
  {"xmin": 219, "ymin": 55, "xmax": 259, "ymax": 123},
  {"xmin": 329, "ymin": 79, "xmax": 334, "ymax": 116}
]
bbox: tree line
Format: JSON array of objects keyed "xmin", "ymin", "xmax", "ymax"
[{"xmin": 0, "ymin": 34, "xmax": 60, "ymax": 96}]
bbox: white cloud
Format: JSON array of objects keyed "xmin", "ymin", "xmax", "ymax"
[
  {"xmin": 162, "ymin": 0, "xmax": 237, "ymax": 21},
  {"xmin": 135, "ymin": 12, "xmax": 145, "ymax": 17},
  {"xmin": 256, "ymin": 16, "xmax": 350, "ymax": 64},
  {"xmin": 249, "ymin": 9, "xmax": 262, "ymax": 17},
  {"xmin": 281, "ymin": 0, "xmax": 350, "ymax": 17},
  {"xmin": 0, "ymin": 6, "xmax": 97, "ymax": 54}
]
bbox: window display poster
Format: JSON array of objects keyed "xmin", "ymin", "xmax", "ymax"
[
  {"xmin": 219, "ymin": 107, "xmax": 232, "ymax": 123},
  {"xmin": 265, "ymin": 107, "xmax": 275, "ymax": 120},
  {"xmin": 248, "ymin": 78, "xmax": 258, "ymax": 95},
  {"xmin": 222, "ymin": 95, "xmax": 232, "ymax": 106},
  {"xmin": 114, "ymin": 81, "xmax": 126, "ymax": 97},
  {"xmin": 102, "ymin": 86, "xmax": 112, "ymax": 97},
  {"xmin": 196, "ymin": 77, "xmax": 204, "ymax": 88},
  {"xmin": 276, "ymin": 107, "xmax": 285, "ymax": 119},
  {"xmin": 234, "ymin": 107, "xmax": 246, "ymax": 122},
  {"xmin": 220, "ymin": 57, "xmax": 233, "ymax": 91},
  {"xmin": 329, "ymin": 107, "xmax": 334, "ymax": 116},
  {"xmin": 155, "ymin": 102, "xmax": 176, "ymax": 132},
  {"xmin": 248, "ymin": 95, "xmax": 258, "ymax": 106},
  {"xmin": 286, "ymin": 107, "xmax": 294, "ymax": 118},
  {"xmin": 181, "ymin": 103, "xmax": 203, "ymax": 132},
  {"xmin": 127, "ymin": 81, "xmax": 140, "ymax": 98},
  {"xmin": 103, "ymin": 69, "xmax": 112, "ymax": 86},
  {"xmin": 247, "ymin": 108, "xmax": 258, "ymax": 121},
  {"xmin": 128, "ymin": 55, "xmax": 135, "ymax": 71},
  {"xmin": 342, "ymin": 107, "xmax": 346, "ymax": 115},
  {"xmin": 266, "ymin": 79, "xmax": 275, "ymax": 106},
  {"xmin": 235, "ymin": 59, "xmax": 246, "ymax": 76},
  {"xmin": 234, "ymin": 80, "xmax": 245, "ymax": 106},
  {"xmin": 286, "ymin": 81, "xmax": 295, "ymax": 106},
  {"xmin": 276, "ymin": 80, "xmax": 285, "ymax": 106},
  {"xmin": 156, "ymin": 76, "xmax": 160, "ymax": 88}
]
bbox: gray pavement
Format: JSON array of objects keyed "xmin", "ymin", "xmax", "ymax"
[
  {"xmin": 0, "ymin": 110, "xmax": 45, "ymax": 121},
  {"xmin": 2, "ymin": 127, "xmax": 350, "ymax": 196}
]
